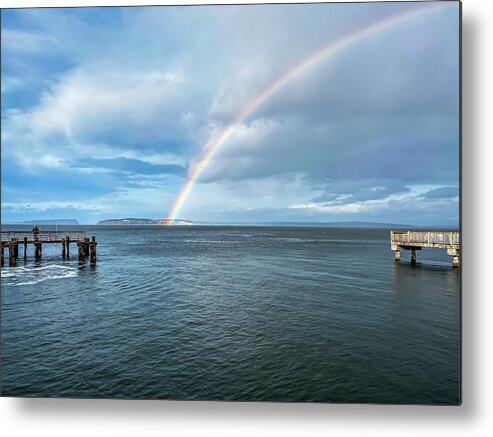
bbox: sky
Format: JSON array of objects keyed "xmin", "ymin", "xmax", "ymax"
[{"xmin": 1, "ymin": 2, "xmax": 460, "ymax": 225}]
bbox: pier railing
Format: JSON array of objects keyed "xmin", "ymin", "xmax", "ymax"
[
  {"xmin": 390, "ymin": 230, "xmax": 459, "ymax": 247},
  {"xmin": 1, "ymin": 231, "xmax": 86, "ymax": 242}
]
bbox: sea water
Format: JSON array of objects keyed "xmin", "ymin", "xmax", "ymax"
[{"xmin": 1, "ymin": 225, "xmax": 460, "ymax": 404}]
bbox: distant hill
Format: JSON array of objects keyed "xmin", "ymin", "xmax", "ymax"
[
  {"xmin": 97, "ymin": 218, "xmax": 194, "ymax": 225},
  {"xmin": 20, "ymin": 219, "xmax": 79, "ymax": 225}
]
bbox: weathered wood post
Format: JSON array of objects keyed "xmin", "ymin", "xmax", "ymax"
[
  {"xmin": 84, "ymin": 238, "xmax": 90, "ymax": 257},
  {"xmin": 34, "ymin": 241, "xmax": 42, "ymax": 258},
  {"xmin": 13, "ymin": 238, "xmax": 19, "ymax": 259},
  {"xmin": 8, "ymin": 242, "xmax": 17, "ymax": 266},
  {"xmin": 23, "ymin": 237, "xmax": 28, "ymax": 258},
  {"xmin": 62, "ymin": 238, "xmax": 66, "ymax": 257},
  {"xmin": 66, "ymin": 236, "xmax": 70, "ymax": 257},
  {"xmin": 90, "ymin": 236, "xmax": 97, "ymax": 264},
  {"xmin": 1, "ymin": 245, "xmax": 4, "ymax": 267},
  {"xmin": 394, "ymin": 249, "xmax": 401, "ymax": 262},
  {"xmin": 78, "ymin": 241, "xmax": 86, "ymax": 262},
  {"xmin": 410, "ymin": 248, "xmax": 417, "ymax": 265}
]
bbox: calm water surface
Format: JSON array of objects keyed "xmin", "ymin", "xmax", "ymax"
[{"xmin": 1, "ymin": 226, "xmax": 460, "ymax": 404}]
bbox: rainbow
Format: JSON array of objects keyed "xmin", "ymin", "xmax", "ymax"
[{"xmin": 165, "ymin": 2, "xmax": 450, "ymax": 223}]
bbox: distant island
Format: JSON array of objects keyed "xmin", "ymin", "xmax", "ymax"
[
  {"xmin": 20, "ymin": 219, "xmax": 79, "ymax": 225},
  {"xmin": 97, "ymin": 218, "xmax": 194, "ymax": 225}
]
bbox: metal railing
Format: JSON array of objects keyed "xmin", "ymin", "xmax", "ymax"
[
  {"xmin": 391, "ymin": 230, "xmax": 460, "ymax": 246},
  {"xmin": 1, "ymin": 231, "xmax": 86, "ymax": 242}
]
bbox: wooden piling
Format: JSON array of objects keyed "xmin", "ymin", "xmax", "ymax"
[
  {"xmin": 66, "ymin": 236, "xmax": 70, "ymax": 257},
  {"xmin": 89, "ymin": 243, "xmax": 96, "ymax": 264},
  {"xmin": 394, "ymin": 249, "xmax": 400, "ymax": 262},
  {"xmin": 78, "ymin": 241, "xmax": 85, "ymax": 262},
  {"xmin": 1, "ymin": 245, "xmax": 4, "ymax": 267},
  {"xmin": 84, "ymin": 238, "xmax": 90, "ymax": 257},
  {"xmin": 62, "ymin": 238, "xmax": 66, "ymax": 257},
  {"xmin": 89, "ymin": 236, "xmax": 97, "ymax": 264},
  {"xmin": 34, "ymin": 241, "xmax": 42, "ymax": 258},
  {"xmin": 23, "ymin": 237, "xmax": 28, "ymax": 258},
  {"xmin": 9, "ymin": 242, "xmax": 17, "ymax": 266},
  {"xmin": 11, "ymin": 238, "xmax": 19, "ymax": 259}
]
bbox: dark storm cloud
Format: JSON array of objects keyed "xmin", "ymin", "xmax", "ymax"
[
  {"xmin": 204, "ymin": 3, "xmax": 459, "ymax": 200},
  {"xmin": 200, "ymin": 113, "xmax": 458, "ymax": 185}
]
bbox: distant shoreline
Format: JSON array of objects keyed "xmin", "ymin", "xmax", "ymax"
[{"xmin": 2, "ymin": 221, "xmax": 459, "ymax": 230}]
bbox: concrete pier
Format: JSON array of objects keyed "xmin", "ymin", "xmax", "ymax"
[{"xmin": 391, "ymin": 230, "xmax": 460, "ymax": 268}]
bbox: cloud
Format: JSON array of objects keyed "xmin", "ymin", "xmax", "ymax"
[
  {"xmin": 26, "ymin": 69, "xmax": 185, "ymax": 144},
  {"xmin": 196, "ymin": 113, "xmax": 458, "ymax": 186},
  {"xmin": 289, "ymin": 201, "xmax": 382, "ymax": 214},
  {"xmin": 421, "ymin": 186, "xmax": 458, "ymax": 199},
  {"xmin": 70, "ymin": 157, "xmax": 186, "ymax": 176},
  {"xmin": 1, "ymin": 4, "xmax": 459, "ymax": 225},
  {"xmin": 2, "ymin": 201, "xmax": 103, "ymax": 213},
  {"xmin": 195, "ymin": 2, "xmax": 459, "ymax": 204},
  {"xmin": 1, "ymin": 76, "xmax": 25, "ymax": 94},
  {"xmin": 312, "ymin": 179, "xmax": 411, "ymax": 203},
  {"xmin": 1, "ymin": 28, "xmax": 58, "ymax": 54}
]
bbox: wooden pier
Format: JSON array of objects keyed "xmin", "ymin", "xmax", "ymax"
[
  {"xmin": 390, "ymin": 230, "xmax": 460, "ymax": 267},
  {"xmin": 1, "ymin": 230, "xmax": 97, "ymax": 267}
]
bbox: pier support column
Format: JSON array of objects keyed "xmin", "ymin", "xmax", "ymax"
[
  {"xmin": 394, "ymin": 249, "xmax": 401, "ymax": 262},
  {"xmin": 8, "ymin": 242, "xmax": 17, "ymax": 266},
  {"xmin": 89, "ymin": 236, "xmax": 97, "ymax": 264},
  {"xmin": 84, "ymin": 238, "xmax": 90, "ymax": 257},
  {"xmin": 23, "ymin": 237, "xmax": 28, "ymax": 258},
  {"xmin": 89, "ymin": 237, "xmax": 97, "ymax": 264},
  {"xmin": 410, "ymin": 248, "xmax": 417, "ymax": 265},
  {"xmin": 78, "ymin": 241, "xmax": 86, "ymax": 262},
  {"xmin": 452, "ymin": 255, "xmax": 459, "ymax": 268},
  {"xmin": 34, "ymin": 241, "xmax": 42, "ymax": 258},
  {"xmin": 1, "ymin": 245, "xmax": 4, "ymax": 267},
  {"xmin": 62, "ymin": 238, "xmax": 66, "ymax": 257},
  {"xmin": 66, "ymin": 236, "xmax": 70, "ymax": 257},
  {"xmin": 448, "ymin": 248, "xmax": 460, "ymax": 268},
  {"xmin": 12, "ymin": 239, "xmax": 19, "ymax": 259}
]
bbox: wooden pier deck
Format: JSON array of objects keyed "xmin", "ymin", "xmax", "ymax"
[
  {"xmin": 390, "ymin": 230, "xmax": 460, "ymax": 267},
  {"xmin": 1, "ymin": 230, "xmax": 97, "ymax": 266}
]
